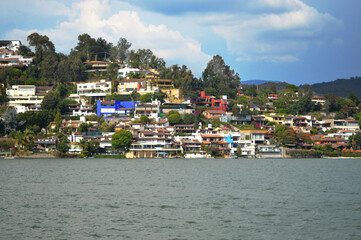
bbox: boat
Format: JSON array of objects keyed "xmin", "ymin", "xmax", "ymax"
[{"xmin": 184, "ymin": 153, "xmax": 212, "ymax": 159}]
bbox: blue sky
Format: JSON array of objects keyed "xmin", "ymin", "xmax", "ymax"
[{"xmin": 1, "ymin": 0, "xmax": 360, "ymax": 85}]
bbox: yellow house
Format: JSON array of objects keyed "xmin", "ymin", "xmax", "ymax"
[
  {"xmin": 264, "ymin": 115, "xmax": 285, "ymax": 125},
  {"xmin": 161, "ymin": 88, "xmax": 184, "ymax": 103}
]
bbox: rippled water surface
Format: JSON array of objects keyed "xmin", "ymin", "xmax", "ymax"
[{"xmin": 1, "ymin": 158, "xmax": 361, "ymax": 239}]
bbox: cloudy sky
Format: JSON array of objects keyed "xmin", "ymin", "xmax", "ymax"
[{"xmin": 1, "ymin": 0, "xmax": 360, "ymax": 85}]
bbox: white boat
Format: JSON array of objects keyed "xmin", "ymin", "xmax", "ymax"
[{"xmin": 184, "ymin": 153, "xmax": 212, "ymax": 159}]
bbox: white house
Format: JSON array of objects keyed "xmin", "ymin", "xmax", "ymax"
[
  {"xmin": 117, "ymin": 78, "xmax": 159, "ymax": 95},
  {"xmin": 117, "ymin": 67, "xmax": 150, "ymax": 79},
  {"xmin": 6, "ymin": 85, "xmax": 52, "ymax": 110},
  {"xmin": 0, "ymin": 40, "xmax": 22, "ymax": 52},
  {"xmin": 69, "ymin": 79, "xmax": 112, "ymax": 102},
  {"xmin": 134, "ymin": 99, "xmax": 161, "ymax": 119}
]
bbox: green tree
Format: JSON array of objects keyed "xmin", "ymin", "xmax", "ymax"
[
  {"xmin": 78, "ymin": 123, "xmax": 93, "ymax": 133},
  {"xmin": 57, "ymin": 139, "xmax": 69, "ymax": 154},
  {"xmin": 349, "ymin": 132, "xmax": 361, "ymax": 150},
  {"xmin": 149, "ymin": 55, "xmax": 166, "ymax": 70},
  {"xmin": 128, "ymin": 49, "xmax": 156, "ymax": 69},
  {"xmin": 77, "ymin": 139, "xmax": 100, "ymax": 157},
  {"xmin": 55, "ymin": 55, "xmax": 84, "ymax": 83},
  {"xmin": 140, "ymin": 115, "xmax": 150, "ymax": 124},
  {"xmin": 202, "ymin": 55, "xmax": 240, "ymax": 95},
  {"xmin": 107, "ymin": 63, "xmax": 120, "ymax": 80},
  {"xmin": 73, "ymin": 33, "xmax": 111, "ymax": 61},
  {"xmin": 17, "ymin": 110, "xmax": 53, "ymax": 132},
  {"xmin": 18, "ymin": 45, "xmax": 34, "ymax": 57},
  {"xmin": 295, "ymin": 97, "xmax": 314, "ymax": 114},
  {"xmin": 54, "ymin": 110, "xmax": 62, "ymax": 131},
  {"xmin": 130, "ymin": 90, "xmax": 140, "ymax": 103},
  {"xmin": 168, "ymin": 113, "xmax": 181, "ymax": 125},
  {"xmin": 285, "ymin": 84, "xmax": 300, "ymax": 93},
  {"xmin": 40, "ymin": 51, "xmax": 59, "ymax": 80},
  {"xmin": 236, "ymin": 145, "xmax": 243, "ymax": 157},
  {"xmin": 99, "ymin": 122, "xmax": 115, "ymax": 132},
  {"xmin": 160, "ymin": 64, "xmax": 202, "ymax": 97},
  {"xmin": 301, "ymin": 84, "xmax": 314, "ymax": 99},
  {"xmin": 325, "ymin": 94, "xmax": 339, "ymax": 113},
  {"xmin": 349, "ymin": 93, "xmax": 360, "ymax": 106},
  {"xmin": 109, "ymin": 37, "xmax": 132, "ymax": 62},
  {"xmin": 275, "ymin": 124, "xmax": 289, "ymax": 139},
  {"xmin": 111, "ymin": 130, "xmax": 133, "ymax": 151},
  {"xmin": 244, "ymin": 85, "xmax": 257, "ymax": 97},
  {"xmin": 41, "ymin": 91, "xmax": 59, "ymax": 111},
  {"xmin": 140, "ymin": 93, "xmax": 153, "ymax": 103},
  {"xmin": 183, "ymin": 113, "xmax": 195, "ymax": 125}
]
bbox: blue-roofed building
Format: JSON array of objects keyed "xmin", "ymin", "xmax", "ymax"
[{"xmin": 97, "ymin": 100, "xmax": 137, "ymax": 117}]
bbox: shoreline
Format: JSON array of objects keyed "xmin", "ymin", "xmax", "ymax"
[{"xmin": 2, "ymin": 154, "xmax": 361, "ymax": 159}]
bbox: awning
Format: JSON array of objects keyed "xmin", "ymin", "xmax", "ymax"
[{"xmin": 156, "ymin": 152, "xmax": 169, "ymax": 155}]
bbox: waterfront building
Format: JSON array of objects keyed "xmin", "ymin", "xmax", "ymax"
[
  {"xmin": 258, "ymin": 144, "xmax": 283, "ymax": 158},
  {"xmin": 127, "ymin": 128, "xmax": 181, "ymax": 158}
]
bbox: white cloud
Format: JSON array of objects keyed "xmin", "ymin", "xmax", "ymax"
[
  {"xmin": 204, "ymin": 0, "xmax": 343, "ymax": 62},
  {"xmin": 3, "ymin": 0, "xmax": 343, "ymax": 71},
  {"xmin": 4, "ymin": 0, "xmax": 211, "ymax": 74}
]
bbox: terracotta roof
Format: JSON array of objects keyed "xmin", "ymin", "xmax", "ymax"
[
  {"xmin": 201, "ymin": 134, "xmax": 223, "ymax": 138},
  {"xmin": 239, "ymin": 130, "xmax": 268, "ymax": 134}
]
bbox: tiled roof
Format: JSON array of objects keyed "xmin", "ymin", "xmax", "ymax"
[{"xmin": 201, "ymin": 134, "xmax": 223, "ymax": 138}]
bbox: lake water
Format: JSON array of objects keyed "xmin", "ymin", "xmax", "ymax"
[{"xmin": 1, "ymin": 158, "xmax": 361, "ymax": 240}]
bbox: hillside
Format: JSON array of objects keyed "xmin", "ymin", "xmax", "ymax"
[
  {"xmin": 242, "ymin": 80, "xmax": 280, "ymax": 85},
  {"xmin": 311, "ymin": 77, "xmax": 361, "ymax": 98}
]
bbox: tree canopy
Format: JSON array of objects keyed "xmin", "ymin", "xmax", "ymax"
[
  {"xmin": 111, "ymin": 130, "xmax": 133, "ymax": 150},
  {"xmin": 202, "ymin": 55, "xmax": 240, "ymax": 96}
]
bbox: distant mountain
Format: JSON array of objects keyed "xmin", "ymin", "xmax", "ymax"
[
  {"xmin": 311, "ymin": 77, "xmax": 361, "ymax": 98},
  {"xmin": 242, "ymin": 80, "xmax": 281, "ymax": 85}
]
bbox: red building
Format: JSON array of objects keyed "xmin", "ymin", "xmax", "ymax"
[{"xmin": 196, "ymin": 91, "xmax": 228, "ymax": 112}]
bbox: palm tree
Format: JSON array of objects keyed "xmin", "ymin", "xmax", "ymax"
[
  {"xmin": 77, "ymin": 139, "xmax": 89, "ymax": 157},
  {"xmin": 23, "ymin": 129, "xmax": 35, "ymax": 151},
  {"xmin": 13, "ymin": 131, "xmax": 25, "ymax": 151}
]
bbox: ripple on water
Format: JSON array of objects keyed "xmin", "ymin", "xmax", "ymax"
[
  {"xmin": 1, "ymin": 158, "xmax": 361, "ymax": 240},
  {"xmin": 105, "ymin": 203, "xmax": 120, "ymax": 208}
]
